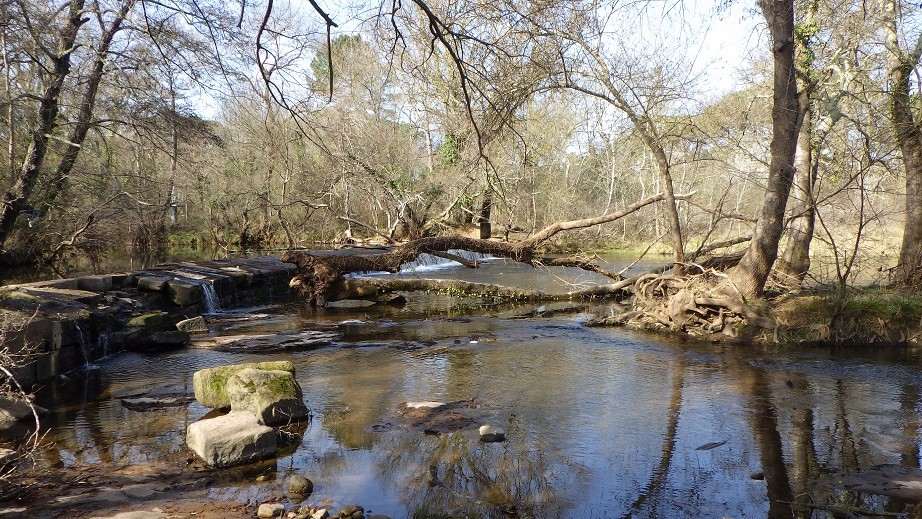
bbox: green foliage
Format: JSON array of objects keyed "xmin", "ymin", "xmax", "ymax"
[
  {"xmin": 438, "ymin": 134, "xmax": 462, "ymax": 166},
  {"xmin": 310, "ymin": 35, "xmax": 370, "ymax": 95}
]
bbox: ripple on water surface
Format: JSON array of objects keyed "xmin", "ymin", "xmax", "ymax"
[{"xmin": 32, "ymin": 298, "xmax": 922, "ymax": 518}]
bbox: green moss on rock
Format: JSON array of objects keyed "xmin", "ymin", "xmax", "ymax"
[{"xmin": 193, "ymin": 361, "xmax": 294, "ymax": 409}]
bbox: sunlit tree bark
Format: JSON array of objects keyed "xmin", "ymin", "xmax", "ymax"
[{"xmin": 728, "ymin": 0, "xmax": 802, "ymax": 298}]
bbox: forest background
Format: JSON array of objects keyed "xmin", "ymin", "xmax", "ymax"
[{"xmin": 1, "ymin": 0, "xmax": 920, "ymax": 301}]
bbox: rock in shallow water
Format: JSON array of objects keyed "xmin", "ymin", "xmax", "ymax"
[
  {"xmin": 176, "ymin": 315, "xmax": 208, "ymax": 332},
  {"xmin": 121, "ymin": 395, "xmax": 194, "ymax": 412},
  {"xmin": 227, "ymin": 368, "xmax": 308, "ymax": 425},
  {"xmin": 479, "ymin": 424, "xmax": 506, "ymax": 443},
  {"xmin": 192, "ymin": 361, "xmax": 295, "ymax": 409},
  {"xmin": 288, "ymin": 474, "xmax": 314, "ymax": 497},
  {"xmin": 185, "ymin": 411, "xmax": 277, "ymax": 467}
]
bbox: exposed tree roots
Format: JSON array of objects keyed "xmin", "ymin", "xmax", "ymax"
[{"xmin": 596, "ymin": 265, "xmax": 778, "ymax": 340}]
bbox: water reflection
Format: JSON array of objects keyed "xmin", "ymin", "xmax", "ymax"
[{"xmin": 27, "ymin": 300, "xmax": 922, "ymax": 518}]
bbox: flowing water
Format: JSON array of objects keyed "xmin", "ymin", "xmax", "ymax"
[{"xmin": 24, "ymin": 257, "xmax": 922, "ymax": 518}]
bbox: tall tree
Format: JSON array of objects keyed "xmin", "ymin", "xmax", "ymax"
[
  {"xmin": 727, "ymin": 0, "xmax": 803, "ymax": 298},
  {"xmin": 882, "ymin": 0, "xmax": 922, "ymax": 287},
  {"xmin": 0, "ymin": 0, "xmax": 90, "ymax": 251}
]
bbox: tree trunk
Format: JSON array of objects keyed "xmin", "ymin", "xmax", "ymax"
[
  {"xmin": 884, "ymin": 0, "xmax": 922, "ymax": 288},
  {"xmin": 478, "ymin": 187, "xmax": 492, "ymax": 239},
  {"xmin": 0, "ymin": 0, "xmax": 87, "ymax": 249},
  {"xmin": 283, "ymin": 191, "xmax": 685, "ymax": 305},
  {"xmin": 2, "ymin": 29, "xmax": 14, "ymax": 182},
  {"xmin": 776, "ymin": 96, "xmax": 815, "ymax": 285},
  {"xmin": 39, "ymin": 0, "xmax": 134, "ymax": 218},
  {"xmin": 727, "ymin": 0, "xmax": 801, "ymax": 299}
]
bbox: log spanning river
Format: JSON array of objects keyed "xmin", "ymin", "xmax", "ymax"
[{"xmin": 20, "ymin": 255, "xmax": 922, "ymax": 518}]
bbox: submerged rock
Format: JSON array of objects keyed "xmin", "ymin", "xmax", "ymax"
[
  {"xmin": 190, "ymin": 331, "xmax": 339, "ymax": 353},
  {"xmin": 176, "ymin": 315, "xmax": 208, "ymax": 333},
  {"xmin": 121, "ymin": 395, "xmax": 194, "ymax": 412},
  {"xmin": 137, "ymin": 330, "xmax": 190, "ymax": 350},
  {"xmin": 227, "ymin": 368, "xmax": 308, "ymax": 426},
  {"xmin": 288, "ymin": 474, "xmax": 314, "ymax": 497},
  {"xmin": 186, "ymin": 411, "xmax": 277, "ymax": 467},
  {"xmin": 193, "ymin": 361, "xmax": 295, "ymax": 409},
  {"xmin": 398, "ymin": 400, "xmax": 481, "ymax": 434},
  {"xmin": 478, "ymin": 424, "xmax": 506, "ymax": 443}
]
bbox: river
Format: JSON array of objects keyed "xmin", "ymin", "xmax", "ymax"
[{"xmin": 26, "ymin": 255, "xmax": 922, "ymax": 518}]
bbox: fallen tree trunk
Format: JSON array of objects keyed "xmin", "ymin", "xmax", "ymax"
[
  {"xmin": 282, "ymin": 192, "xmax": 687, "ymax": 305},
  {"xmin": 324, "ymin": 277, "xmax": 630, "ymax": 303}
]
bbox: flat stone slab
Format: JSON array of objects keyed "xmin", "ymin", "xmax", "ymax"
[
  {"xmin": 121, "ymin": 395, "xmax": 195, "ymax": 412},
  {"xmin": 395, "ymin": 399, "xmax": 485, "ymax": 435},
  {"xmin": 10, "ymin": 286, "xmax": 101, "ymax": 305},
  {"xmin": 831, "ymin": 464, "xmax": 922, "ymax": 499},
  {"xmin": 186, "ymin": 412, "xmax": 277, "ymax": 467},
  {"xmin": 190, "ymin": 331, "xmax": 338, "ymax": 353}
]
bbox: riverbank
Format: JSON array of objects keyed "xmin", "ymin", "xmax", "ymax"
[{"xmin": 594, "ymin": 286, "xmax": 922, "ymax": 347}]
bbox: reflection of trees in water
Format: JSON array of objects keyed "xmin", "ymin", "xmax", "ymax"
[
  {"xmin": 738, "ymin": 362, "xmax": 922, "ymax": 518},
  {"xmin": 745, "ymin": 366, "xmax": 795, "ymax": 519},
  {"xmin": 38, "ymin": 377, "xmax": 191, "ymax": 469},
  {"xmin": 620, "ymin": 359, "xmax": 684, "ymax": 519},
  {"xmin": 377, "ymin": 427, "xmax": 572, "ymax": 518}
]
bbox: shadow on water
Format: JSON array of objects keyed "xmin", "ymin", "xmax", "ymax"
[{"xmin": 19, "ymin": 258, "xmax": 922, "ymax": 518}]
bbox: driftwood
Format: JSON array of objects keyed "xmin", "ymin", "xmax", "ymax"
[{"xmin": 282, "ymin": 192, "xmax": 688, "ymax": 306}]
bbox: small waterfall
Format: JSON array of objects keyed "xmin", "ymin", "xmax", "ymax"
[
  {"xmin": 97, "ymin": 332, "xmax": 110, "ymax": 359},
  {"xmin": 74, "ymin": 324, "xmax": 95, "ymax": 369},
  {"xmin": 399, "ymin": 250, "xmax": 496, "ymax": 272},
  {"xmin": 199, "ymin": 281, "xmax": 221, "ymax": 314}
]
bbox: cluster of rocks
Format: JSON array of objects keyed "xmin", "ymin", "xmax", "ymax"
[
  {"xmin": 187, "ymin": 361, "xmax": 308, "ymax": 467},
  {"xmin": 0, "ymin": 257, "xmax": 297, "ymax": 388},
  {"xmin": 258, "ymin": 502, "xmax": 391, "ymax": 519}
]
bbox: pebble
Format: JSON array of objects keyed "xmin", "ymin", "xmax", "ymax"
[
  {"xmin": 288, "ymin": 474, "xmax": 314, "ymax": 496},
  {"xmin": 258, "ymin": 503, "xmax": 286, "ymax": 518}
]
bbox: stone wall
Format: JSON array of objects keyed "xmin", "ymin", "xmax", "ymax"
[{"xmin": 0, "ymin": 257, "xmax": 296, "ymax": 388}]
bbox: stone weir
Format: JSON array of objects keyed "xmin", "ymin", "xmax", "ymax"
[{"xmin": 0, "ymin": 257, "xmax": 296, "ymax": 389}]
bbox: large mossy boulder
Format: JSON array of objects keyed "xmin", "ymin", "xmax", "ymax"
[
  {"xmin": 192, "ymin": 361, "xmax": 294, "ymax": 409},
  {"xmin": 227, "ymin": 368, "xmax": 308, "ymax": 426},
  {"xmin": 186, "ymin": 411, "xmax": 276, "ymax": 467}
]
